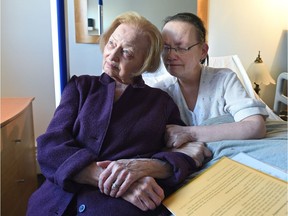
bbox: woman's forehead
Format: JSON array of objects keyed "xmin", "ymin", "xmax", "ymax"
[
  {"xmin": 162, "ymin": 21, "xmax": 197, "ymax": 43},
  {"xmin": 111, "ymin": 24, "xmax": 149, "ymax": 48}
]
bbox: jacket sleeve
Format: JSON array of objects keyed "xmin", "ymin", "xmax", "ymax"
[
  {"xmin": 152, "ymin": 96, "xmax": 198, "ymax": 187},
  {"xmin": 37, "ymin": 76, "xmax": 98, "ymax": 192},
  {"xmin": 152, "ymin": 152, "xmax": 197, "ymax": 187}
]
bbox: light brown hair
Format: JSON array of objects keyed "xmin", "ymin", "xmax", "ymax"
[{"xmin": 100, "ymin": 11, "xmax": 163, "ymax": 74}]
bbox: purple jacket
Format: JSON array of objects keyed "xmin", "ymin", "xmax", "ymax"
[{"xmin": 27, "ymin": 73, "xmax": 197, "ymax": 216}]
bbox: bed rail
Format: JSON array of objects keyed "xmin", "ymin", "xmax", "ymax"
[{"xmin": 273, "ymin": 72, "xmax": 288, "ymax": 115}]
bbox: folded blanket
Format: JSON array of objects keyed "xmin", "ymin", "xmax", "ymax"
[{"xmin": 199, "ymin": 117, "xmax": 287, "ymax": 173}]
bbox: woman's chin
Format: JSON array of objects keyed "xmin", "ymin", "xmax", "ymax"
[{"xmin": 104, "ymin": 72, "xmax": 122, "ymax": 83}]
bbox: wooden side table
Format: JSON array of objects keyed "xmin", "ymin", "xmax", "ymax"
[{"xmin": 1, "ymin": 97, "xmax": 38, "ymax": 216}]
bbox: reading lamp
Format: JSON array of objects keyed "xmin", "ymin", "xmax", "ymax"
[{"xmin": 247, "ymin": 51, "xmax": 275, "ymax": 95}]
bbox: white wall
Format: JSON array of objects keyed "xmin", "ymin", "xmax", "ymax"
[
  {"xmin": 1, "ymin": 0, "xmax": 55, "ymax": 140},
  {"xmin": 66, "ymin": 0, "xmax": 197, "ymax": 77},
  {"xmin": 208, "ymin": 0, "xmax": 288, "ymax": 108}
]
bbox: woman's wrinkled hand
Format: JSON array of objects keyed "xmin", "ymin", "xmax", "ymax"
[
  {"xmin": 169, "ymin": 142, "xmax": 212, "ymax": 167},
  {"xmin": 121, "ymin": 176, "xmax": 164, "ymax": 211},
  {"xmin": 97, "ymin": 159, "xmax": 146, "ymax": 198}
]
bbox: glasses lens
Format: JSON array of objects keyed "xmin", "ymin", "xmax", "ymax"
[
  {"xmin": 177, "ymin": 48, "xmax": 187, "ymax": 54},
  {"xmin": 163, "ymin": 46, "xmax": 171, "ymax": 54}
]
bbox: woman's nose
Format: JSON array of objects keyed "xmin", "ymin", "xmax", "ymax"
[
  {"xmin": 164, "ymin": 50, "xmax": 177, "ymax": 60},
  {"xmin": 109, "ymin": 47, "xmax": 120, "ymax": 62}
]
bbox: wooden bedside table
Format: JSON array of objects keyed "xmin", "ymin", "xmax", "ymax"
[{"xmin": 1, "ymin": 97, "xmax": 38, "ymax": 216}]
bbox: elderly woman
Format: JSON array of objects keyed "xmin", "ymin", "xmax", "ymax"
[
  {"xmin": 27, "ymin": 12, "xmax": 211, "ymax": 216},
  {"xmin": 156, "ymin": 13, "xmax": 268, "ymax": 148}
]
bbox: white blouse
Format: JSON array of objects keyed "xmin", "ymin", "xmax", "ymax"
[{"xmin": 154, "ymin": 66, "xmax": 268, "ymax": 126}]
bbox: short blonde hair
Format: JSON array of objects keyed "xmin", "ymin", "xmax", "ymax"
[{"xmin": 99, "ymin": 11, "xmax": 163, "ymax": 74}]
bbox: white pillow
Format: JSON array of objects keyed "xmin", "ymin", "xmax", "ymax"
[{"xmin": 142, "ymin": 59, "xmax": 173, "ymax": 87}]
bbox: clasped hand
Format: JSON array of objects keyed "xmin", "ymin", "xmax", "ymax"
[
  {"xmin": 165, "ymin": 124, "xmax": 212, "ymax": 167},
  {"xmin": 97, "ymin": 159, "xmax": 165, "ymax": 211},
  {"xmin": 97, "ymin": 159, "xmax": 144, "ymax": 198},
  {"xmin": 74, "ymin": 159, "xmax": 165, "ymax": 211}
]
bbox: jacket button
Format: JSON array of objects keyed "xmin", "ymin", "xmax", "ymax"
[{"xmin": 78, "ymin": 204, "xmax": 86, "ymax": 213}]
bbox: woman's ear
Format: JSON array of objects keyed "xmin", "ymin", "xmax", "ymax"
[{"xmin": 201, "ymin": 43, "xmax": 209, "ymax": 59}]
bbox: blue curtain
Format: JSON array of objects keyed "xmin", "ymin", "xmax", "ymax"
[{"xmin": 57, "ymin": 0, "xmax": 68, "ymax": 93}]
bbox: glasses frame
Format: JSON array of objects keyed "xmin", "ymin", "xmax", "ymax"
[{"xmin": 163, "ymin": 42, "xmax": 201, "ymax": 55}]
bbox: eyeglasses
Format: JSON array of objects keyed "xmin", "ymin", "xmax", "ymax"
[{"xmin": 163, "ymin": 42, "xmax": 201, "ymax": 55}]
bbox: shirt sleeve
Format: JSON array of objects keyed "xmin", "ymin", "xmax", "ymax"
[{"xmin": 223, "ymin": 72, "xmax": 268, "ymax": 121}]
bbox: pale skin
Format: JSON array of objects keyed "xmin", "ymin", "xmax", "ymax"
[
  {"xmin": 162, "ymin": 21, "xmax": 266, "ymax": 148},
  {"xmin": 73, "ymin": 23, "xmax": 212, "ymax": 211}
]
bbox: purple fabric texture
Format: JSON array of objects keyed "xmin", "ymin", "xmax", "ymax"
[{"xmin": 27, "ymin": 73, "xmax": 196, "ymax": 216}]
